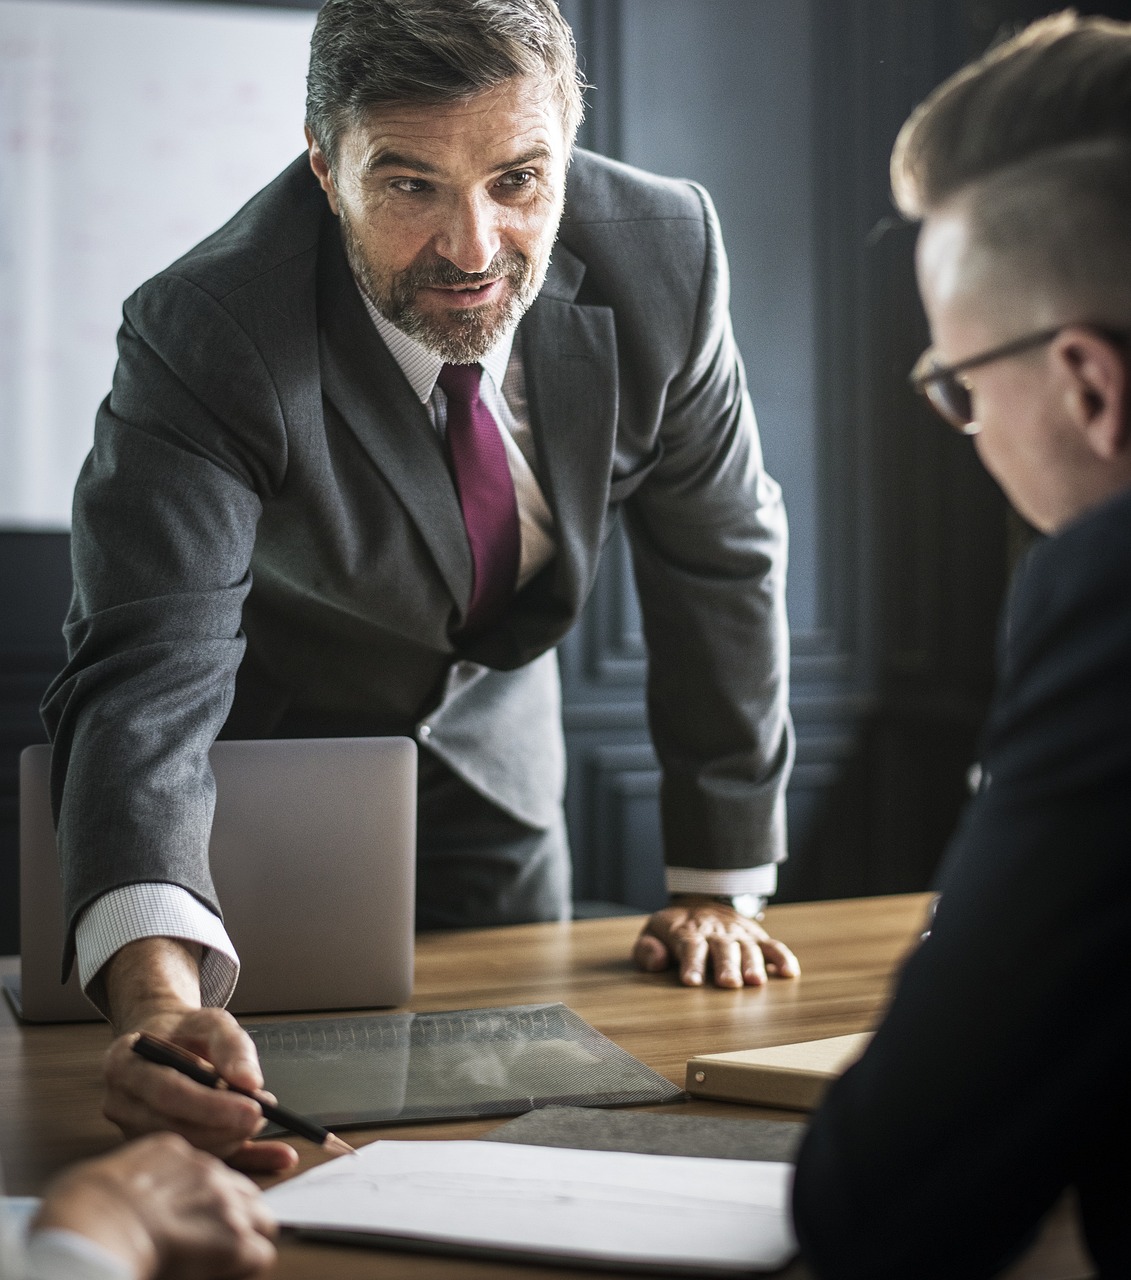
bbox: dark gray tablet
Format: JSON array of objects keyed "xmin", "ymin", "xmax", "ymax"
[{"xmin": 245, "ymin": 1003, "xmax": 684, "ymax": 1130}]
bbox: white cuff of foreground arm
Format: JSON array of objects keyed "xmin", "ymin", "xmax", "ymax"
[
  {"xmin": 25, "ymin": 1228, "xmax": 135, "ymax": 1280},
  {"xmin": 75, "ymin": 884, "xmax": 240, "ymax": 1014},
  {"xmin": 664, "ymin": 864, "xmax": 779, "ymax": 898}
]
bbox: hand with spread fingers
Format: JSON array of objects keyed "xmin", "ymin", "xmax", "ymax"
[
  {"xmin": 632, "ymin": 896, "xmax": 801, "ymax": 989},
  {"xmin": 31, "ymin": 1132, "xmax": 277, "ymax": 1280}
]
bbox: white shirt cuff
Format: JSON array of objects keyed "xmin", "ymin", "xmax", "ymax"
[
  {"xmin": 26, "ymin": 1228, "xmax": 135, "ymax": 1280},
  {"xmin": 664, "ymin": 864, "xmax": 779, "ymax": 898},
  {"xmin": 1, "ymin": 1197, "xmax": 37, "ymax": 1280},
  {"xmin": 75, "ymin": 884, "xmax": 240, "ymax": 1016}
]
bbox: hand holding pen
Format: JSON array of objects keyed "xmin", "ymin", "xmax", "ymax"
[{"xmin": 131, "ymin": 1033, "xmax": 357, "ymax": 1158}]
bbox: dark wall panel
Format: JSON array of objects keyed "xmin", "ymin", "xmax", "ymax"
[
  {"xmin": 561, "ymin": 0, "xmax": 1015, "ymax": 910},
  {"xmin": 0, "ymin": 532, "xmax": 71, "ymax": 952},
  {"xmin": 619, "ymin": 0, "xmax": 819, "ymax": 635}
]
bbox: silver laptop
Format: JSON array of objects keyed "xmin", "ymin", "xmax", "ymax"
[{"xmin": 4, "ymin": 737, "xmax": 416, "ymax": 1023}]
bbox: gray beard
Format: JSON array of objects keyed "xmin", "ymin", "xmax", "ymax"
[{"xmin": 340, "ymin": 212, "xmax": 551, "ymax": 363}]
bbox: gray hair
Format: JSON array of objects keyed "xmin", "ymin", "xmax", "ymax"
[
  {"xmin": 947, "ymin": 138, "xmax": 1131, "ymax": 331},
  {"xmin": 306, "ymin": 0, "xmax": 585, "ymax": 168},
  {"xmin": 892, "ymin": 12, "xmax": 1131, "ymax": 220}
]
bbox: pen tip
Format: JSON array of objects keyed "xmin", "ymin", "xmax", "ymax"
[{"xmin": 323, "ymin": 1132, "xmax": 357, "ymax": 1157}]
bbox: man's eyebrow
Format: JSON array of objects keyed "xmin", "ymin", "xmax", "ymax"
[
  {"xmin": 366, "ymin": 150, "xmax": 440, "ymax": 175},
  {"xmin": 365, "ymin": 144, "xmax": 555, "ymax": 175},
  {"xmin": 495, "ymin": 145, "xmax": 555, "ymax": 171}
]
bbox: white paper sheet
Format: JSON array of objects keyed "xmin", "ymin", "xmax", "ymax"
[{"xmin": 265, "ymin": 1139, "xmax": 797, "ymax": 1274}]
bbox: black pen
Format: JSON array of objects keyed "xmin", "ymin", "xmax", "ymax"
[{"xmin": 131, "ymin": 1032, "xmax": 356, "ymax": 1157}]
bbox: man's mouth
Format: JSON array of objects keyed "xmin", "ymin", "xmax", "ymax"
[{"xmin": 423, "ymin": 278, "xmax": 505, "ymax": 307}]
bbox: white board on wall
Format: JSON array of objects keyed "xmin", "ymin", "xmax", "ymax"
[{"xmin": 0, "ymin": 0, "xmax": 316, "ymax": 529}]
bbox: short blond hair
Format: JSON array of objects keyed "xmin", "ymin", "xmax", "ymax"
[
  {"xmin": 951, "ymin": 138, "xmax": 1131, "ymax": 330},
  {"xmin": 892, "ymin": 11, "xmax": 1131, "ymax": 219}
]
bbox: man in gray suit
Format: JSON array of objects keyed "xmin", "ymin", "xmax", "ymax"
[{"xmin": 44, "ymin": 0, "xmax": 796, "ymax": 1166}]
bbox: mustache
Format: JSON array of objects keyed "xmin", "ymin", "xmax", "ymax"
[{"xmin": 398, "ymin": 249, "xmax": 530, "ymax": 291}]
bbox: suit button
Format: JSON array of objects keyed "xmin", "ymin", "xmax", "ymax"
[{"xmin": 417, "ymin": 723, "xmax": 432, "ymax": 740}]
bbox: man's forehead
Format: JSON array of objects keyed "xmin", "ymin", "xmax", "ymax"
[
  {"xmin": 347, "ymin": 77, "xmax": 565, "ymax": 167},
  {"xmin": 916, "ymin": 205, "xmax": 974, "ymax": 310}
]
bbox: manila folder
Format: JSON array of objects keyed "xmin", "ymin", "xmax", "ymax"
[{"xmin": 686, "ymin": 1032, "xmax": 872, "ymax": 1110}]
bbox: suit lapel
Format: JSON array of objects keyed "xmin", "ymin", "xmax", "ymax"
[
  {"xmin": 315, "ymin": 222, "xmax": 618, "ymax": 658},
  {"xmin": 316, "ymin": 220, "xmax": 473, "ymax": 611},
  {"xmin": 459, "ymin": 242, "xmax": 619, "ymax": 668},
  {"xmin": 521, "ymin": 245, "xmax": 618, "ymax": 620}
]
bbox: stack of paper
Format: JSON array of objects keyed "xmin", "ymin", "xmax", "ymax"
[{"xmin": 265, "ymin": 1138, "xmax": 798, "ymax": 1274}]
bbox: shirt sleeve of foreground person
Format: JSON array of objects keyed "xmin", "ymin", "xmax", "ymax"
[
  {"xmin": 38, "ymin": 0, "xmax": 796, "ymax": 1162},
  {"xmin": 794, "ymin": 16, "xmax": 1131, "ymax": 1274},
  {"xmin": 2, "ymin": 1134, "xmax": 276, "ymax": 1280}
]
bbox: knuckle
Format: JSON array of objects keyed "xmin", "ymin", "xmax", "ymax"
[
  {"xmin": 149, "ymin": 1131, "xmax": 192, "ymax": 1156},
  {"xmin": 214, "ymin": 1198, "xmax": 252, "ymax": 1236}
]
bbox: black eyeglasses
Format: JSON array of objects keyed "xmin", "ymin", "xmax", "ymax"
[{"xmin": 909, "ymin": 325, "xmax": 1130, "ymax": 433}]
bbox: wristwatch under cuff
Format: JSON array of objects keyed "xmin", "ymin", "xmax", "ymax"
[{"xmin": 668, "ymin": 892, "xmax": 767, "ymax": 920}]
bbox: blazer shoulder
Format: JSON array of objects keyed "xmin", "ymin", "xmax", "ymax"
[
  {"xmin": 1007, "ymin": 488, "xmax": 1131, "ymax": 659},
  {"xmin": 554, "ymin": 149, "xmax": 717, "ymax": 320},
  {"xmin": 561, "ymin": 147, "xmax": 709, "ymax": 229},
  {"xmin": 982, "ymin": 486, "xmax": 1131, "ymax": 792},
  {"xmin": 136, "ymin": 155, "xmax": 325, "ymax": 307}
]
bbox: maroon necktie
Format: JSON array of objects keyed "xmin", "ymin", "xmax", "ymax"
[{"xmin": 437, "ymin": 363, "xmax": 520, "ymax": 632}]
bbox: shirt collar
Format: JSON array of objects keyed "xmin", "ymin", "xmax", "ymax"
[{"xmin": 360, "ymin": 285, "xmax": 517, "ymax": 403}]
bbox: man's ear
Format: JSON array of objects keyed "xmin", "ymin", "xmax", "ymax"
[
  {"xmin": 305, "ymin": 126, "xmax": 340, "ymax": 215},
  {"xmin": 1054, "ymin": 326, "xmax": 1131, "ymax": 461}
]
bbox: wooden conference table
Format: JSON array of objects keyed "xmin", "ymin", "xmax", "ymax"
[{"xmin": 0, "ymin": 893, "xmax": 1092, "ymax": 1279}]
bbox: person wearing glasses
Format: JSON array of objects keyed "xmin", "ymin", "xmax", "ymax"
[{"xmin": 793, "ymin": 15, "xmax": 1131, "ymax": 1280}]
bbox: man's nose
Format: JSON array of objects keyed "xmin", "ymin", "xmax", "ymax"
[{"xmin": 435, "ymin": 194, "xmax": 501, "ymax": 274}]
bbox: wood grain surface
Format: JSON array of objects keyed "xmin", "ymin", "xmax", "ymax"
[{"xmin": 0, "ymin": 893, "xmax": 1091, "ymax": 1278}]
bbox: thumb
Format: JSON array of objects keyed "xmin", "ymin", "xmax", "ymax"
[
  {"xmin": 632, "ymin": 932, "xmax": 671, "ymax": 973},
  {"xmin": 206, "ymin": 1025, "xmax": 263, "ymax": 1092}
]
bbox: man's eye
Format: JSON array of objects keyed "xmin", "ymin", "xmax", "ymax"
[
  {"xmin": 390, "ymin": 178, "xmax": 431, "ymax": 194},
  {"xmin": 498, "ymin": 170, "xmax": 535, "ymax": 190}
]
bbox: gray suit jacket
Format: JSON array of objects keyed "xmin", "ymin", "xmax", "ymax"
[{"xmin": 43, "ymin": 148, "xmax": 792, "ymax": 943}]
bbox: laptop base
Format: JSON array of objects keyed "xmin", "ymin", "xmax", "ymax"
[{"xmin": 2, "ymin": 973, "xmax": 24, "ymax": 1019}]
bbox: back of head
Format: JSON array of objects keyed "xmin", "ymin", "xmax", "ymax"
[
  {"xmin": 892, "ymin": 11, "xmax": 1131, "ymax": 219},
  {"xmin": 952, "ymin": 138, "xmax": 1131, "ymax": 333},
  {"xmin": 306, "ymin": 0, "xmax": 584, "ymax": 169}
]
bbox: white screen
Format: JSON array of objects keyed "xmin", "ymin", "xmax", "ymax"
[{"xmin": 0, "ymin": 0, "xmax": 315, "ymax": 528}]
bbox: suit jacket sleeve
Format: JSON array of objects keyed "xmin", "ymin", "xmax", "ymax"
[
  {"xmin": 624, "ymin": 183, "xmax": 792, "ymax": 871},
  {"xmin": 791, "ymin": 498, "xmax": 1131, "ymax": 1279},
  {"xmin": 41, "ymin": 273, "xmax": 287, "ymax": 949}
]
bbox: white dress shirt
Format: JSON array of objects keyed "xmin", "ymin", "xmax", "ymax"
[
  {"xmin": 2, "ymin": 1185, "xmax": 131, "ymax": 1280},
  {"xmin": 73, "ymin": 296, "xmax": 776, "ymax": 1012}
]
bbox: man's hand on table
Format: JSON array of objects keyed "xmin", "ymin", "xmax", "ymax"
[
  {"xmin": 100, "ymin": 937, "xmax": 298, "ymax": 1174},
  {"xmin": 632, "ymin": 896, "xmax": 801, "ymax": 988},
  {"xmin": 32, "ymin": 1132, "xmax": 277, "ymax": 1280}
]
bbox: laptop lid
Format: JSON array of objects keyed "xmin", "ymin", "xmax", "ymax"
[{"xmin": 5, "ymin": 737, "xmax": 416, "ymax": 1023}]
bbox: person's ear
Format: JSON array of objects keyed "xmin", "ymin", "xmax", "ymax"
[
  {"xmin": 305, "ymin": 127, "xmax": 340, "ymax": 215},
  {"xmin": 1053, "ymin": 327, "xmax": 1130, "ymax": 461}
]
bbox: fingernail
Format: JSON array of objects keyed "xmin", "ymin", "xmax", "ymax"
[{"xmin": 685, "ymin": 972, "xmax": 703, "ymax": 986}]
